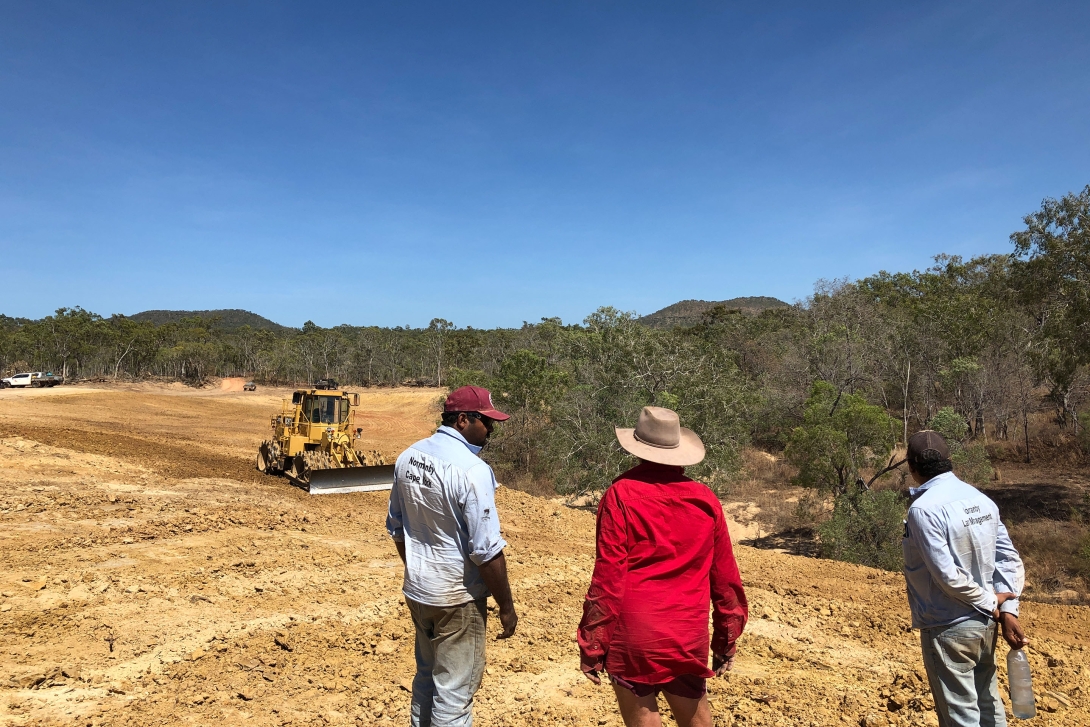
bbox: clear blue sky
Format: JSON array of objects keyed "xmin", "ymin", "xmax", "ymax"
[{"xmin": 2, "ymin": 2, "xmax": 1088, "ymax": 328}]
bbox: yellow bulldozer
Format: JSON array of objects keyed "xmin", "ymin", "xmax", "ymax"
[{"xmin": 256, "ymin": 387, "xmax": 395, "ymax": 494}]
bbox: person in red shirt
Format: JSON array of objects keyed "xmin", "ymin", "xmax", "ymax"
[{"xmin": 578, "ymin": 406, "xmax": 748, "ymax": 727}]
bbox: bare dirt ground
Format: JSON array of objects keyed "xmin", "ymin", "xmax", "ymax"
[{"xmin": 1, "ymin": 383, "xmax": 1087, "ymax": 727}]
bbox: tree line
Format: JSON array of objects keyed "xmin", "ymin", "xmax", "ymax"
[{"xmin": 3, "ymin": 186, "xmax": 1088, "ymax": 503}]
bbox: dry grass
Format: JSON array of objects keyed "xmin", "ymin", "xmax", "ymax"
[
  {"xmin": 1007, "ymin": 519, "xmax": 1090, "ymax": 603},
  {"xmin": 981, "ymin": 441, "xmax": 1090, "ymax": 605},
  {"xmin": 721, "ymin": 448, "xmax": 823, "ymax": 553},
  {"xmin": 987, "ymin": 410, "xmax": 1089, "ymax": 469},
  {"xmin": 500, "ymin": 472, "xmax": 563, "ymax": 499}
]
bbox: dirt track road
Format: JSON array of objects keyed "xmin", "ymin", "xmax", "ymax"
[{"xmin": 1, "ymin": 384, "xmax": 1087, "ymax": 726}]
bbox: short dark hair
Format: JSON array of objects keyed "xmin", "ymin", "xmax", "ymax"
[
  {"xmin": 441, "ymin": 411, "xmax": 462, "ymax": 426},
  {"xmin": 910, "ymin": 450, "xmax": 954, "ymax": 481}
]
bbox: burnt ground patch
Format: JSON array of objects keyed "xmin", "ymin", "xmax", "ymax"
[
  {"xmin": 740, "ymin": 527, "xmax": 821, "ymax": 558},
  {"xmin": 981, "ymin": 482, "xmax": 1090, "ymax": 523}
]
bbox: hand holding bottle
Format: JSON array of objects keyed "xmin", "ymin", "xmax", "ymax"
[{"xmin": 1000, "ymin": 613, "xmax": 1028, "ymax": 650}]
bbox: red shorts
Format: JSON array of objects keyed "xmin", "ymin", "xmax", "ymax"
[{"xmin": 610, "ymin": 673, "xmax": 706, "ymax": 700}]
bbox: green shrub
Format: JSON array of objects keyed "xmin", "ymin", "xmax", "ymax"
[
  {"xmin": 818, "ymin": 484, "xmax": 907, "ymax": 571},
  {"xmin": 1079, "ymin": 412, "xmax": 1090, "ymax": 455},
  {"xmin": 929, "ymin": 407, "xmax": 968, "ymax": 442},
  {"xmin": 952, "ymin": 442, "xmax": 993, "ymax": 486},
  {"xmin": 785, "ymin": 381, "xmax": 897, "ymax": 494}
]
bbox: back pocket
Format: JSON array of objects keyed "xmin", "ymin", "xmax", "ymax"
[{"xmin": 935, "ymin": 630, "xmax": 985, "ymax": 674}]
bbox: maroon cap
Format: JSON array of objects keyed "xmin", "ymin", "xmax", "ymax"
[
  {"xmin": 907, "ymin": 430, "xmax": 950, "ymax": 463},
  {"xmin": 444, "ymin": 385, "xmax": 510, "ymax": 421}
]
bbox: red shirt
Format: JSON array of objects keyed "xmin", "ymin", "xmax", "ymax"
[{"xmin": 577, "ymin": 462, "xmax": 748, "ymax": 683}]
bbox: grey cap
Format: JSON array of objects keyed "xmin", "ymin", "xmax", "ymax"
[{"xmin": 907, "ymin": 430, "xmax": 950, "ymax": 463}]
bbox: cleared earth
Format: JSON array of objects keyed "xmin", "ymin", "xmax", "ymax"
[{"xmin": 0, "ymin": 383, "xmax": 1087, "ymax": 727}]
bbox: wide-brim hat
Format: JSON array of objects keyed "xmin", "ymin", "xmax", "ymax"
[{"xmin": 615, "ymin": 406, "xmax": 705, "ymax": 467}]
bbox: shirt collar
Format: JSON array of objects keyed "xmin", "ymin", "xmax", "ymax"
[
  {"xmin": 909, "ymin": 470, "xmax": 956, "ymax": 498},
  {"xmin": 633, "ymin": 460, "xmax": 685, "ymax": 475},
  {"xmin": 437, "ymin": 425, "xmax": 483, "ymax": 455}
]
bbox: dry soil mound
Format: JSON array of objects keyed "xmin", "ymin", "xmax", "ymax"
[{"xmin": 0, "ymin": 385, "xmax": 1085, "ymax": 727}]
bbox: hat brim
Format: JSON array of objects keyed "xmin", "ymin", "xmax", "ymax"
[
  {"xmin": 615, "ymin": 427, "xmax": 705, "ymax": 467},
  {"xmin": 478, "ymin": 408, "xmax": 510, "ymax": 422}
]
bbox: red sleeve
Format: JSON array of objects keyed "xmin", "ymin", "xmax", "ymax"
[
  {"xmin": 709, "ymin": 505, "xmax": 748, "ymax": 657},
  {"xmin": 577, "ymin": 485, "xmax": 628, "ymax": 673}
]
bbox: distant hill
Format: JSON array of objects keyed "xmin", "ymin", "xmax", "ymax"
[
  {"xmin": 129, "ymin": 309, "xmax": 290, "ymax": 332},
  {"xmin": 639, "ymin": 296, "xmax": 790, "ymax": 328}
]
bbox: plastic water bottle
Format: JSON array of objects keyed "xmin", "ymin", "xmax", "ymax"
[{"xmin": 1007, "ymin": 648, "xmax": 1036, "ymax": 719}]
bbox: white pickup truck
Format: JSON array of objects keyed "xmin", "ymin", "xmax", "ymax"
[{"xmin": 0, "ymin": 371, "xmax": 63, "ymax": 388}]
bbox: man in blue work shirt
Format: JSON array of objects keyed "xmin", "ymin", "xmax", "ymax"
[
  {"xmin": 902, "ymin": 430, "xmax": 1028, "ymax": 727},
  {"xmin": 387, "ymin": 385, "xmax": 518, "ymax": 727}
]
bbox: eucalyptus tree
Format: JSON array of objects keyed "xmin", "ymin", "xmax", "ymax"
[{"xmin": 1011, "ymin": 185, "xmax": 1090, "ymax": 429}]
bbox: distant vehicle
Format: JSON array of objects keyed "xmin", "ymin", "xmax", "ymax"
[
  {"xmin": 0, "ymin": 371, "xmax": 63, "ymax": 389},
  {"xmin": 243, "ymin": 381, "xmax": 257, "ymax": 391},
  {"xmin": 313, "ymin": 378, "xmax": 339, "ymax": 390}
]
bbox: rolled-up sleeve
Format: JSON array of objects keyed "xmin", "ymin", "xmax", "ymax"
[
  {"xmin": 908, "ymin": 508, "xmax": 998, "ymax": 616},
  {"xmin": 386, "ymin": 479, "xmax": 405, "ymax": 542},
  {"xmin": 993, "ymin": 521, "xmax": 1025, "ymax": 616},
  {"xmin": 462, "ymin": 463, "xmax": 506, "ymax": 566}
]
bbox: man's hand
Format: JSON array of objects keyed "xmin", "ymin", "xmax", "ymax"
[
  {"xmin": 582, "ymin": 669, "xmax": 601, "ymax": 685},
  {"xmin": 712, "ymin": 652, "xmax": 735, "ymax": 676},
  {"xmin": 496, "ymin": 605, "xmax": 518, "ymax": 640},
  {"xmin": 1000, "ymin": 613, "xmax": 1029, "ymax": 650},
  {"xmin": 478, "ymin": 552, "xmax": 517, "ymax": 639},
  {"xmin": 991, "ymin": 592, "xmax": 1017, "ymax": 622}
]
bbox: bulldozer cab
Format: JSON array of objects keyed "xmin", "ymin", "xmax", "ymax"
[
  {"xmin": 302, "ymin": 394, "xmax": 348, "ymax": 426},
  {"xmin": 293, "ymin": 392, "xmax": 349, "ymax": 441}
]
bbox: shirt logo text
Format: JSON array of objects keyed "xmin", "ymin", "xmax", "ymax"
[
  {"xmin": 408, "ymin": 456, "xmax": 437, "ymax": 475},
  {"xmin": 963, "ymin": 513, "xmax": 992, "ymax": 527}
]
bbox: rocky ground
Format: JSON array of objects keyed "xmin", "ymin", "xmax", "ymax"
[{"xmin": 1, "ymin": 383, "xmax": 1087, "ymax": 727}]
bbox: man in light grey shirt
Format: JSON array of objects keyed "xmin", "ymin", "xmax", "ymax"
[
  {"xmin": 902, "ymin": 430, "xmax": 1028, "ymax": 727},
  {"xmin": 387, "ymin": 385, "xmax": 518, "ymax": 727}
]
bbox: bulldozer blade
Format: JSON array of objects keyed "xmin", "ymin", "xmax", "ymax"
[{"xmin": 305, "ymin": 464, "xmax": 396, "ymax": 495}]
